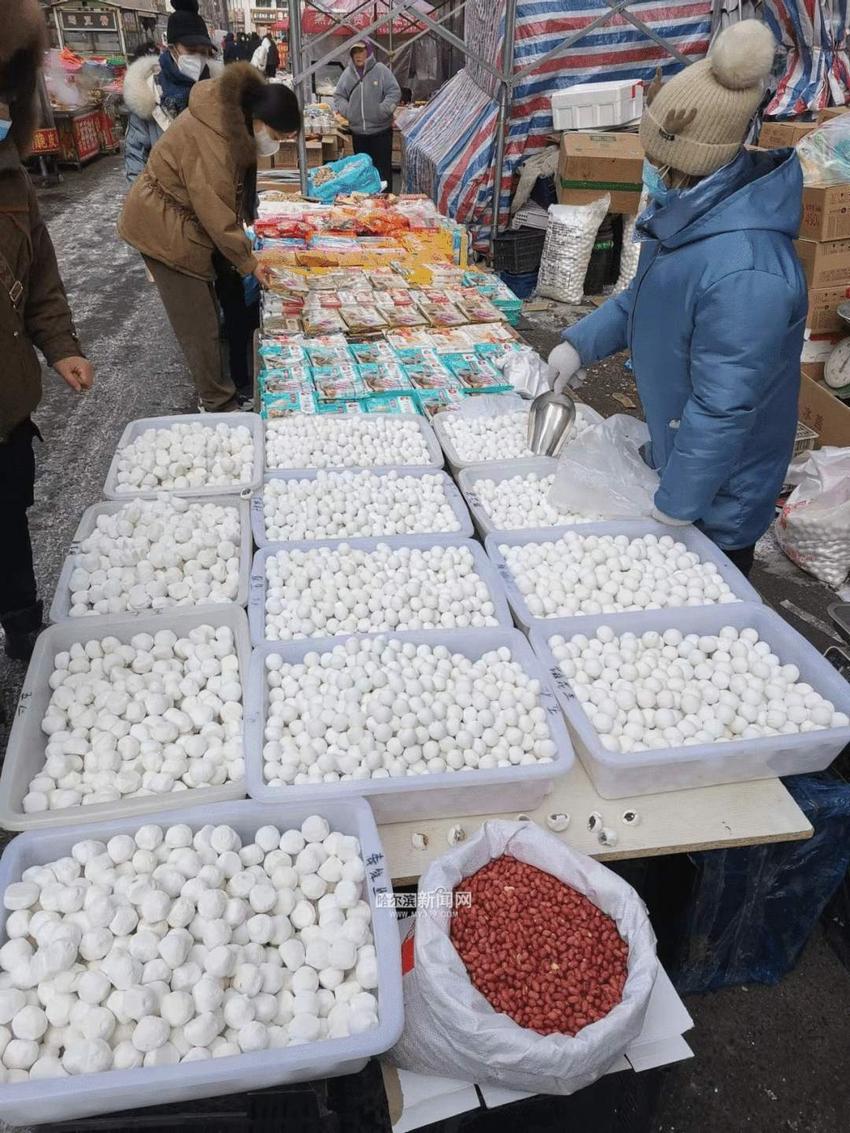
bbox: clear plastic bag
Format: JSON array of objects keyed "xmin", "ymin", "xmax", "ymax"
[
  {"xmin": 549, "ymin": 414, "xmax": 658, "ymax": 518},
  {"xmin": 389, "ymin": 819, "xmax": 658, "ymax": 1095},
  {"xmin": 797, "ymin": 117, "xmax": 850, "ymax": 186},
  {"xmin": 497, "ymin": 346, "xmax": 556, "ymax": 398},
  {"xmin": 775, "ymin": 447, "xmax": 850, "ymax": 588},
  {"xmin": 536, "ymin": 197, "xmax": 610, "ymax": 304}
]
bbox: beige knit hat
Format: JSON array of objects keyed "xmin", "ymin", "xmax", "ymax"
[{"xmin": 639, "ymin": 20, "xmax": 776, "ymax": 177}]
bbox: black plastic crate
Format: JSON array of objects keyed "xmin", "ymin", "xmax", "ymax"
[{"xmin": 492, "ymin": 228, "xmax": 546, "ymax": 274}]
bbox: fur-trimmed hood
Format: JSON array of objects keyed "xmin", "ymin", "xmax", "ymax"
[
  {"xmin": 187, "ymin": 62, "xmax": 265, "ymax": 169},
  {"xmin": 0, "ymin": 0, "xmax": 48, "ymax": 158},
  {"xmin": 123, "ymin": 54, "xmax": 224, "ymax": 121}
]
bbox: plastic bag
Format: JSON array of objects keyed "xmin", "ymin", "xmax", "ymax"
[
  {"xmin": 549, "ymin": 414, "xmax": 658, "ymax": 519},
  {"xmin": 536, "ymin": 197, "xmax": 610, "ymax": 304},
  {"xmin": 389, "ymin": 820, "xmax": 658, "ymax": 1095},
  {"xmin": 307, "ymin": 153, "xmax": 382, "ymax": 203},
  {"xmin": 775, "ymin": 447, "xmax": 850, "ymax": 587},
  {"xmin": 498, "ymin": 345, "xmax": 555, "ymax": 398},
  {"xmin": 797, "ymin": 117, "xmax": 850, "ymax": 186}
]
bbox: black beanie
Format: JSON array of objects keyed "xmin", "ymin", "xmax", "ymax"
[{"xmin": 167, "ymin": 0, "xmax": 215, "ymax": 50}]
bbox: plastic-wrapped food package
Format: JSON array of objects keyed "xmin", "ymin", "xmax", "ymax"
[
  {"xmin": 797, "ymin": 118, "xmax": 850, "ymax": 186},
  {"xmin": 536, "ymin": 197, "xmax": 610, "ymax": 304},
  {"xmin": 776, "ymin": 447, "xmax": 850, "ymax": 588}
]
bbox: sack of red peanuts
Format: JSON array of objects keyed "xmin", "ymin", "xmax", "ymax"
[{"xmin": 389, "ymin": 820, "xmax": 658, "ymax": 1095}]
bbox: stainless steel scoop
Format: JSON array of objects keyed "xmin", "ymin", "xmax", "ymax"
[{"xmin": 527, "ymin": 388, "xmax": 577, "ymax": 457}]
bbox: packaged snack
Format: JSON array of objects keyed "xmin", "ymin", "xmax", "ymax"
[
  {"xmin": 317, "ymin": 399, "xmax": 367, "ymax": 414},
  {"xmin": 358, "ymin": 363, "xmax": 412, "ymax": 394},
  {"xmin": 341, "ymin": 306, "xmax": 388, "ymax": 332},
  {"xmin": 313, "ymin": 363, "xmax": 363, "ymax": 402},
  {"xmin": 258, "ymin": 341, "xmax": 306, "ymax": 362},
  {"xmin": 384, "ymin": 305, "xmax": 428, "ymax": 328},
  {"xmin": 365, "ymin": 394, "xmax": 420, "ymax": 414},
  {"xmin": 456, "ymin": 294, "xmax": 505, "ymax": 323},
  {"xmin": 261, "ymin": 390, "xmax": 317, "ymax": 417},
  {"xmin": 442, "ymin": 351, "xmax": 509, "ymax": 391},
  {"xmin": 302, "ymin": 310, "xmax": 346, "ymax": 335},
  {"xmin": 416, "ymin": 388, "xmax": 466, "ymax": 419},
  {"xmin": 305, "ymin": 335, "xmax": 351, "ymax": 367},
  {"xmin": 262, "ymin": 315, "xmax": 302, "ymax": 335},
  {"xmin": 419, "ymin": 303, "xmax": 467, "ymax": 328}
]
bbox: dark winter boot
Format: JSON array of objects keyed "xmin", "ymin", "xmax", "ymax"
[{"xmin": 2, "ymin": 601, "xmax": 43, "ymax": 662}]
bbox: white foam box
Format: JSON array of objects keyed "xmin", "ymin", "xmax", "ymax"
[
  {"xmin": 251, "ymin": 468, "xmax": 472, "ymax": 549},
  {"xmin": 551, "ymin": 80, "xmax": 643, "ymax": 132},
  {"xmin": 0, "ymin": 798, "xmax": 403, "ymax": 1127},
  {"xmin": 0, "ymin": 607, "xmax": 251, "ymax": 831},
  {"xmin": 103, "ymin": 413, "xmax": 263, "ymax": 500},
  {"xmin": 49, "ymin": 496, "xmax": 252, "ymax": 623},
  {"xmin": 529, "ymin": 602, "xmax": 850, "ymax": 798},
  {"xmin": 244, "ymin": 627, "xmax": 574, "ymax": 822}
]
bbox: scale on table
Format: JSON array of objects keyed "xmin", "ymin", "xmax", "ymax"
[{"xmin": 527, "ymin": 388, "xmax": 577, "ymax": 457}]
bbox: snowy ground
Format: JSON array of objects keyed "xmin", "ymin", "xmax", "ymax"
[{"xmin": 0, "ymin": 157, "xmax": 848, "ymax": 1132}]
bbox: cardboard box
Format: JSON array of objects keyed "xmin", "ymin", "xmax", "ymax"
[
  {"xmin": 795, "ymin": 237, "xmax": 850, "ymax": 288},
  {"xmin": 800, "ymin": 183, "xmax": 850, "ymax": 241},
  {"xmin": 758, "ymin": 120, "xmax": 816, "ymax": 148},
  {"xmin": 807, "ymin": 285, "xmax": 850, "ymax": 334},
  {"xmin": 817, "ymin": 106, "xmax": 850, "ymax": 124},
  {"xmin": 798, "ymin": 371, "xmax": 850, "ymax": 445},
  {"xmin": 557, "ymin": 130, "xmax": 644, "ymax": 215},
  {"xmin": 276, "ymin": 139, "xmax": 323, "ymax": 169}
]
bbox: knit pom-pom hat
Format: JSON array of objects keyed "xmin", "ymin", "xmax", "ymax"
[{"xmin": 639, "ymin": 20, "xmax": 776, "ymax": 177}]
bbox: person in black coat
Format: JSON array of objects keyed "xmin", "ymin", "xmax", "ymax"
[{"xmin": 222, "ymin": 32, "xmax": 238, "ymax": 64}]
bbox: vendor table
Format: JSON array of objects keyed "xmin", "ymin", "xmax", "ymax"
[{"xmin": 381, "ymin": 762, "xmax": 812, "ymax": 883}]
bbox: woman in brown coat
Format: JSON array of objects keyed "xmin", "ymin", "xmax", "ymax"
[
  {"xmin": 118, "ymin": 63, "xmax": 299, "ymax": 411},
  {"xmin": 1, "ymin": 0, "xmax": 93, "ymax": 662}
]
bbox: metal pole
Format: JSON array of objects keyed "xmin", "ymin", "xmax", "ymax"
[
  {"xmin": 289, "ymin": 0, "xmax": 310, "ymax": 194},
  {"xmin": 490, "ymin": 0, "xmax": 518, "ymax": 257}
]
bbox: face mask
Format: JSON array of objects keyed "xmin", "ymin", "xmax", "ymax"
[
  {"xmin": 642, "ymin": 158, "xmax": 671, "ymax": 205},
  {"xmin": 255, "ymin": 126, "xmax": 280, "ymax": 157},
  {"xmin": 177, "ymin": 53, "xmax": 206, "ymax": 82},
  {"xmin": 0, "ymin": 120, "xmax": 11, "ymax": 143}
]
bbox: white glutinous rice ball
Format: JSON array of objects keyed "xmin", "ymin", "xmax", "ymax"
[
  {"xmin": 469, "ymin": 469, "xmax": 601, "ymax": 531},
  {"xmin": 0, "ymin": 818, "xmax": 378, "ymax": 1080},
  {"xmin": 113, "ymin": 422, "xmax": 254, "ymax": 494},
  {"xmin": 441, "ymin": 405, "xmax": 595, "ymax": 464},
  {"xmin": 265, "ymin": 415, "xmax": 431, "ymax": 471}
]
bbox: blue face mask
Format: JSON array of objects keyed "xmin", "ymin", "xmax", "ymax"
[
  {"xmin": 642, "ymin": 158, "xmax": 670, "ymax": 205},
  {"xmin": 0, "ymin": 119, "xmax": 11, "ymax": 143}
]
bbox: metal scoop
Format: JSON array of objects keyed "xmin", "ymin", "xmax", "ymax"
[{"xmin": 527, "ymin": 387, "xmax": 577, "ymax": 458}]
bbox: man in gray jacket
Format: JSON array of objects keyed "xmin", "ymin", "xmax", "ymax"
[{"xmin": 333, "ymin": 43, "xmax": 400, "ymax": 189}]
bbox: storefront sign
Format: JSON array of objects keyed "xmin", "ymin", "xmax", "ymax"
[
  {"xmin": 60, "ymin": 10, "xmax": 118, "ymax": 32},
  {"xmin": 31, "ymin": 128, "xmax": 60, "ymax": 156}
]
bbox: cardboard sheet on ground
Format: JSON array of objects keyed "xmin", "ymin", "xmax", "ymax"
[{"xmin": 386, "ymin": 965, "xmax": 693, "ymax": 1130}]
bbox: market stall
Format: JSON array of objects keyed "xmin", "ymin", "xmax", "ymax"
[{"xmin": 45, "ymin": 0, "xmax": 161, "ymax": 60}]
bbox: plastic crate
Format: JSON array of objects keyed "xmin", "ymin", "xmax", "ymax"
[
  {"xmin": 498, "ymin": 270, "xmax": 538, "ymax": 299},
  {"xmin": 0, "ymin": 607, "xmax": 252, "ymax": 831},
  {"xmin": 530, "ymin": 603, "xmax": 850, "ymax": 798},
  {"xmin": 103, "ymin": 414, "xmax": 263, "ymax": 500},
  {"xmin": 484, "ymin": 520, "xmax": 762, "ymax": 633},
  {"xmin": 0, "ymin": 799, "xmax": 402, "ymax": 1128},
  {"xmin": 492, "ymin": 228, "xmax": 546, "ymax": 274},
  {"xmin": 263, "ymin": 413, "xmax": 443, "ymax": 473},
  {"xmin": 244, "ymin": 627, "xmax": 574, "ymax": 822},
  {"xmin": 49, "ymin": 496, "xmax": 252, "ymax": 623},
  {"xmin": 248, "ymin": 535, "xmax": 512, "ymax": 646}
]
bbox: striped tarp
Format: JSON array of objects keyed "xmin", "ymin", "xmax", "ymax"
[
  {"xmin": 402, "ymin": 0, "xmax": 713, "ymax": 246},
  {"xmin": 763, "ymin": 0, "xmax": 850, "ymax": 117}
]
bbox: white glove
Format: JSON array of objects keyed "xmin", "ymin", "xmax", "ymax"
[
  {"xmin": 651, "ymin": 506, "xmax": 691, "ymax": 527},
  {"xmin": 547, "ymin": 341, "xmax": 584, "ymax": 394}
]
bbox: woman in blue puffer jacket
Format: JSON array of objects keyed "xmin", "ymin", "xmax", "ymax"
[{"xmin": 548, "ymin": 21, "xmax": 806, "ymax": 577}]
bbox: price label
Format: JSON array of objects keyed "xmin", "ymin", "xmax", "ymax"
[
  {"xmin": 550, "ymin": 666, "xmax": 576, "ymax": 701},
  {"xmin": 16, "ymin": 690, "xmax": 32, "ymax": 719},
  {"xmin": 69, "ymin": 540, "xmax": 82, "ymax": 556},
  {"xmin": 251, "ymin": 496, "xmax": 263, "ymax": 514},
  {"xmin": 365, "ymin": 849, "xmax": 389, "ymax": 901}
]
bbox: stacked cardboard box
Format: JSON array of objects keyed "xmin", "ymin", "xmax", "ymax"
[{"xmin": 556, "ymin": 131, "xmax": 643, "ymax": 215}]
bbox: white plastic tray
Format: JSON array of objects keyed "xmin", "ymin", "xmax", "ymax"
[
  {"xmin": 263, "ymin": 412, "xmax": 443, "ymax": 472},
  {"xmin": 530, "ymin": 603, "xmax": 850, "ymax": 798},
  {"xmin": 485, "ymin": 520, "xmax": 763, "ymax": 633},
  {"xmin": 103, "ymin": 413, "xmax": 263, "ymax": 500},
  {"xmin": 431, "ymin": 398, "xmax": 530, "ymax": 476},
  {"xmin": 0, "ymin": 798, "xmax": 402, "ymax": 1127},
  {"xmin": 251, "ymin": 468, "xmax": 472, "ymax": 549},
  {"xmin": 0, "ymin": 607, "xmax": 252, "ymax": 831},
  {"xmin": 244, "ymin": 627, "xmax": 574, "ymax": 822},
  {"xmin": 457, "ymin": 457, "xmax": 582, "ymax": 537},
  {"xmin": 249, "ymin": 535, "xmax": 512, "ymax": 646},
  {"xmin": 49, "ymin": 496, "xmax": 252, "ymax": 623}
]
